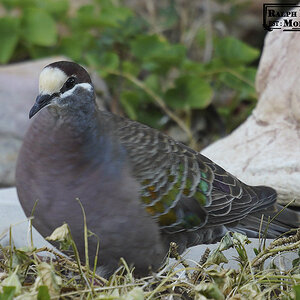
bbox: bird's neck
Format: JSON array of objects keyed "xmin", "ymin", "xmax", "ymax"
[{"xmin": 39, "ymin": 106, "xmax": 122, "ymax": 166}]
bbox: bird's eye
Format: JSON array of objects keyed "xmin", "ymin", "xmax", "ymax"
[{"xmin": 65, "ymin": 77, "xmax": 76, "ymax": 90}]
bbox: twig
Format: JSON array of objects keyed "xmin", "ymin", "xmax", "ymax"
[
  {"xmin": 199, "ymin": 247, "xmax": 211, "ymax": 266},
  {"xmin": 169, "ymin": 242, "xmax": 189, "ymax": 270}
]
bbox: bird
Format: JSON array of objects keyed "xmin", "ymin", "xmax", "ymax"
[{"xmin": 16, "ymin": 61, "xmax": 300, "ymax": 277}]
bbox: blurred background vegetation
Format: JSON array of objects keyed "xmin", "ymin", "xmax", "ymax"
[{"xmin": 0, "ymin": 0, "xmax": 265, "ymax": 149}]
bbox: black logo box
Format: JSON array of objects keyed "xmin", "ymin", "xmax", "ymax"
[{"xmin": 263, "ymin": 3, "xmax": 300, "ymax": 31}]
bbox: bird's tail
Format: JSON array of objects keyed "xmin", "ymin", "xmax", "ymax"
[{"xmin": 230, "ymin": 185, "xmax": 300, "ymax": 238}]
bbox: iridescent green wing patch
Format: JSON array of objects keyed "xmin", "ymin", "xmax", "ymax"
[
  {"xmin": 117, "ymin": 119, "xmax": 214, "ymax": 231},
  {"xmin": 140, "ymin": 152, "xmax": 214, "ymax": 231}
]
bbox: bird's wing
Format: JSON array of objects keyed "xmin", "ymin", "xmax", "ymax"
[{"xmin": 112, "ymin": 114, "xmax": 275, "ymax": 233}]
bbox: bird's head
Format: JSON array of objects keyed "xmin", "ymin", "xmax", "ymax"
[{"xmin": 29, "ymin": 61, "xmax": 94, "ymax": 119}]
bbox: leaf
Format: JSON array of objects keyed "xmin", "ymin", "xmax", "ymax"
[
  {"xmin": 46, "ymin": 223, "xmax": 71, "ymax": 250},
  {"xmin": 253, "ymin": 248, "xmax": 259, "ymax": 256},
  {"xmin": 76, "ymin": 1, "xmax": 132, "ymax": 29},
  {"xmin": 40, "ymin": 0, "xmax": 69, "ymax": 19},
  {"xmin": 76, "ymin": 5, "xmax": 103, "ymax": 28},
  {"xmin": 152, "ymin": 44, "xmax": 185, "ymax": 70},
  {"xmin": 37, "ymin": 286, "xmax": 50, "ymax": 300},
  {"xmin": 1, "ymin": 271, "xmax": 21, "ymax": 295},
  {"xmin": 98, "ymin": 16, "xmax": 147, "ymax": 49},
  {"xmin": 215, "ymin": 36, "xmax": 259, "ymax": 64},
  {"xmin": 36, "ymin": 263, "xmax": 62, "ymax": 297},
  {"xmin": 136, "ymin": 109, "xmax": 165, "ymax": 129},
  {"xmin": 85, "ymin": 52, "xmax": 119, "ymax": 77},
  {"xmin": 11, "ymin": 248, "xmax": 31, "ymax": 268},
  {"xmin": 183, "ymin": 59, "xmax": 205, "ymax": 74},
  {"xmin": 218, "ymin": 232, "xmax": 233, "ymax": 251},
  {"xmin": 195, "ymin": 283, "xmax": 225, "ymax": 300},
  {"xmin": 59, "ymin": 36, "xmax": 86, "ymax": 61},
  {"xmin": 131, "ymin": 35, "xmax": 167, "ymax": 60},
  {"xmin": 98, "ymin": 52, "xmax": 120, "ymax": 71},
  {"xmin": 218, "ymin": 67, "xmax": 257, "ymax": 99},
  {"xmin": 23, "ymin": 8, "xmax": 57, "ymax": 46},
  {"xmin": 131, "ymin": 35, "xmax": 185, "ymax": 72},
  {"xmin": 165, "ymin": 76, "xmax": 212, "ymax": 109},
  {"xmin": 123, "ymin": 287, "xmax": 144, "ymax": 300},
  {"xmin": 46, "ymin": 223, "xmax": 69, "ymax": 241},
  {"xmin": 120, "ymin": 88, "xmax": 155, "ymax": 121},
  {"xmin": 293, "ymin": 258, "xmax": 300, "ymax": 268},
  {"xmin": 232, "ymin": 232, "xmax": 250, "ymax": 245},
  {"xmin": 294, "ymin": 286, "xmax": 300, "ymax": 300},
  {"xmin": 204, "ymin": 58, "xmax": 225, "ymax": 73},
  {"xmin": 120, "ymin": 91, "xmax": 140, "ymax": 120},
  {"xmin": 122, "ymin": 61, "xmax": 140, "ymax": 77},
  {"xmin": 145, "ymin": 74, "xmax": 160, "ymax": 93},
  {"xmin": 1, "ymin": 0, "xmax": 35, "ymax": 9},
  {"xmin": 0, "ymin": 287, "xmax": 15, "ymax": 300},
  {"xmin": 97, "ymin": 1, "xmax": 133, "ymax": 28},
  {"xmin": 206, "ymin": 249, "xmax": 228, "ymax": 265},
  {"xmin": 0, "ymin": 17, "xmax": 20, "ymax": 63}
]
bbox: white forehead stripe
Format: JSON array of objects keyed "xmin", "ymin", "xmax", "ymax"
[{"xmin": 39, "ymin": 67, "xmax": 68, "ymax": 95}]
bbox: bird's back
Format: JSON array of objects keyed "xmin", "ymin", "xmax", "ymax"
[{"xmin": 103, "ymin": 110, "xmax": 300, "ymax": 247}]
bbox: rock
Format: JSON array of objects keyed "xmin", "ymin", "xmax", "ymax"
[
  {"xmin": 202, "ymin": 18, "xmax": 300, "ymax": 206},
  {"xmin": 0, "ymin": 187, "xmax": 55, "ymax": 250},
  {"xmin": 0, "ymin": 57, "xmax": 109, "ymax": 186}
]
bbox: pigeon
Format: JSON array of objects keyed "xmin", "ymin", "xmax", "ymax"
[{"xmin": 16, "ymin": 61, "xmax": 300, "ymax": 277}]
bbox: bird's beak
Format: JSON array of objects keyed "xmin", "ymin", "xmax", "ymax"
[{"xmin": 29, "ymin": 94, "xmax": 52, "ymax": 119}]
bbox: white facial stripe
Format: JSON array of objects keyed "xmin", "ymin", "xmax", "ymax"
[
  {"xmin": 39, "ymin": 67, "xmax": 68, "ymax": 95},
  {"xmin": 60, "ymin": 82, "xmax": 93, "ymax": 98}
]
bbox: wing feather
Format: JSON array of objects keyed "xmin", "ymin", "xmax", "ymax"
[{"xmin": 106, "ymin": 112, "xmax": 274, "ymax": 233}]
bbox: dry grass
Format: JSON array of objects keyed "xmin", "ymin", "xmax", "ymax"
[{"xmin": 0, "ymin": 223, "xmax": 300, "ymax": 300}]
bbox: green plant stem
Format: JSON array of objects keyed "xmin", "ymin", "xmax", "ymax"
[
  {"xmin": 76, "ymin": 198, "xmax": 89, "ymax": 272},
  {"xmin": 225, "ymin": 68, "xmax": 255, "ymax": 88},
  {"xmin": 199, "ymin": 68, "xmax": 256, "ymax": 89},
  {"xmin": 66, "ymin": 225, "xmax": 92, "ymax": 289}
]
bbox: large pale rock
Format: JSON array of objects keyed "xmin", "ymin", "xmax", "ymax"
[
  {"xmin": 202, "ymin": 22, "xmax": 300, "ymax": 206},
  {"xmin": 0, "ymin": 57, "xmax": 109, "ymax": 187}
]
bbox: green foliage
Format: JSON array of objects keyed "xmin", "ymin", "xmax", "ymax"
[
  {"xmin": 295, "ymin": 285, "xmax": 300, "ymax": 300},
  {"xmin": 0, "ymin": 287, "xmax": 16, "ymax": 300},
  {"xmin": 165, "ymin": 76, "xmax": 212, "ymax": 110},
  {"xmin": 215, "ymin": 36, "xmax": 260, "ymax": 64},
  {"xmin": 37, "ymin": 286, "xmax": 51, "ymax": 300},
  {"xmin": 23, "ymin": 8, "xmax": 57, "ymax": 46},
  {"xmin": 0, "ymin": 0, "xmax": 260, "ymax": 143},
  {"xmin": 0, "ymin": 17, "xmax": 19, "ymax": 63}
]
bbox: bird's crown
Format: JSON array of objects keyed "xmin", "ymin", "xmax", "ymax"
[{"xmin": 39, "ymin": 61, "xmax": 92, "ymax": 96}]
